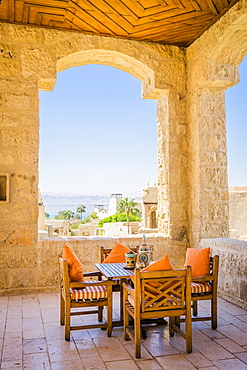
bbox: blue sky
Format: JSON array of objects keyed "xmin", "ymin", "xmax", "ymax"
[{"xmin": 39, "ymin": 56, "xmax": 247, "ymax": 196}]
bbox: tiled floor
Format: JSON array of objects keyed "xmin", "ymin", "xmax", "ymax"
[{"xmin": 1, "ymin": 293, "xmax": 247, "ymax": 369}]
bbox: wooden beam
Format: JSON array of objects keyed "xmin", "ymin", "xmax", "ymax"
[{"xmin": 9, "ymin": 0, "xmax": 15, "ymax": 21}]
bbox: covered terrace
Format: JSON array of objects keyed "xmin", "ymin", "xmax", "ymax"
[{"xmin": 0, "ymin": 0, "xmax": 247, "ymax": 367}]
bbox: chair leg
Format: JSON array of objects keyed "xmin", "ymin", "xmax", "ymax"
[
  {"xmin": 211, "ymin": 296, "xmax": 217, "ymax": 329},
  {"xmin": 192, "ymin": 300, "xmax": 198, "ymax": 316},
  {"xmin": 60, "ymin": 294, "xmax": 65, "ymax": 326},
  {"xmin": 65, "ymin": 299, "xmax": 71, "ymax": 341},
  {"xmin": 123, "ymin": 303, "xmax": 130, "ymax": 341},
  {"xmin": 134, "ymin": 319, "xmax": 141, "ymax": 359},
  {"xmin": 175, "ymin": 316, "xmax": 180, "ymax": 329},
  {"xmin": 98, "ymin": 306, "xmax": 103, "ymax": 322},
  {"xmin": 107, "ymin": 295, "xmax": 113, "ymax": 337},
  {"xmin": 169, "ymin": 317, "xmax": 175, "ymax": 337},
  {"xmin": 185, "ymin": 313, "xmax": 192, "ymax": 353}
]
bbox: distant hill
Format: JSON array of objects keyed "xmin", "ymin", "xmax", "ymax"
[{"xmin": 41, "ymin": 193, "xmax": 110, "ymax": 206}]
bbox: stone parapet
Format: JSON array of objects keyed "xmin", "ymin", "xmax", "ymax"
[
  {"xmin": 0, "ymin": 235, "xmax": 186, "ymax": 295},
  {"xmin": 199, "ymin": 238, "xmax": 247, "ymax": 310}
]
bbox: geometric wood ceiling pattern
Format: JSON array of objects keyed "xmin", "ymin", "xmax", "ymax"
[{"xmin": 0, "ymin": 0, "xmax": 240, "ymax": 47}]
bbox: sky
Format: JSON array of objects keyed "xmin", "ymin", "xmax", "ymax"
[{"xmin": 39, "ymin": 55, "xmax": 247, "ymax": 197}]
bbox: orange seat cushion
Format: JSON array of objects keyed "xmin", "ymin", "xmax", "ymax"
[
  {"xmin": 185, "ymin": 247, "xmax": 210, "ymax": 278},
  {"xmin": 103, "ymin": 242, "xmax": 130, "ymax": 263},
  {"xmin": 63, "ymin": 245, "xmax": 84, "ymax": 282},
  {"xmin": 70, "ymin": 285, "xmax": 107, "ymax": 300}
]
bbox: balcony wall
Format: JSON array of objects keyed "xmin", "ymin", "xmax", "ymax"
[
  {"xmin": 0, "ymin": 234, "xmax": 186, "ymax": 295},
  {"xmin": 199, "ymin": 238, "xmax": 247, "ymax": 310}
]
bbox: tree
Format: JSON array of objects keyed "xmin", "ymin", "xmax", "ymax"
[
  {"xmin": 117, "ymin": 198, "xmax": 140, "ymax": 234},
  {"xmin": 45, "ymin": 212, "xmax": 50, "ymax": 218},
  {"xmin": 55, "ymin": 210, "xmax": 75, "ymax": 220},
  {"xmin": 76, "ymin": 204, "xmax": 86, "ymax": 220}
]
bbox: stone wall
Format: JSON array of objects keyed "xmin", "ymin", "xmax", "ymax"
[
  {"xmin": 199, "ymin": 238, "xmax": 247, "ymax": 310},
  {"xmin": 0, "ymin": 235, "xmax": 187, "ymax": 295},
  {"xmin": 229, "ymin": 187, "xmax": 247, "ymax": 240}
]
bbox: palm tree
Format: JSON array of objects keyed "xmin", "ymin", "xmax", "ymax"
[
  {"xmin": 117, "ymin": 197, "xmax": 140, "ymax": 234},
  {"xmin": 76, "ymin": 204, "xmax": 86, "ymax": 220},
  {"xmin": 63, "ymin": 210, "xmax": 75, "ymax": 220}
]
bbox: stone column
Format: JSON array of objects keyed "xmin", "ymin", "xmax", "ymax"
[
  {"xmin": 187, "ymin": 60, "xmax": 239, "ymax": 246},
  {"xmin": 0, "ymin": 24, "xmax": 56, "ymax": 253},
  {"xmin": 0, "ymin": 69, "xmax": 39, "ymax": 249},
  {"xmin": 157, "ymin": 90, "xmax": 189, "ymax": 245}
]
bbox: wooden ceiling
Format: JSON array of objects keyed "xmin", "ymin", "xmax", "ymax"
[{"xmin": 0, "ymin": 0, "xmax": 239, "ymax": 47}]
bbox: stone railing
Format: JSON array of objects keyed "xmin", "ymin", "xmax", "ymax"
[
  {"xmin": 1, "ymin": 234, "xmax": 186, "ymax": 295},
  {"xmin": 2, "ymin": 234, "xmax": 247, "ymax": 311},
  {"xmin": 199, "ymin": 238, "xmax": 247, "ymax": 310}
]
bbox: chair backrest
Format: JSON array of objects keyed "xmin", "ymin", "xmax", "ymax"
[
  {"xmin": 209, "ymin": 255, "xmax": 219, "ymax": 289},
  {"xmin": 58, "ymin": 253, "xmax": 70, "ymax": 295},
  {"xmin": 132, "ymin": 266, "xmax": 192, "ymax": 313},
  {"xmin": 100, "ymin": 246, "xmax": 139, "ymax": 263}
]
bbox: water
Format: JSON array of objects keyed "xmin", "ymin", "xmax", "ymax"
[{"xmin": 44, "ymin": 203, "xmax": 105, "ymax": 219}]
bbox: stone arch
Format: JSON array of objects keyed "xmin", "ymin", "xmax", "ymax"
[{"xmin": 36, "ymin": 34, "xmax": 187, "ymax": 242}]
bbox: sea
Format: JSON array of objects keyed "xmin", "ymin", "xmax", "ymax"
[{"xmin": 44, "ymin": 203, "xmax": 107, "ymax": 219}]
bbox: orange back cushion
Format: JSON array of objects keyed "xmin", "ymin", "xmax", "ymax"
[
  {"xmin": 185, "ymin": 247, "xmax": 210, "ymax": 278},
  {"xmin": 131, "ymin": 255, "xmax": 173, "ymax": 285},
  {"xmin": 141, "ymin": 255, "xmax": 173, "ymax": 272},
  {"xmin": 103, "ymin": 242, "xmax": 130, "ymax": 263},
  {"xmin": 62, "ymin": 245, "xmax": 84, "ymax": 282}
]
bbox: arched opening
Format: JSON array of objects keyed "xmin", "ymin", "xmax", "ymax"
[
  {"xmin": 226, "ymin": 55, "xmax": 247, "ymax": 240},
  {"xmin": 38, "ymin": 64, "xmax": 157, "ymax": 229}
]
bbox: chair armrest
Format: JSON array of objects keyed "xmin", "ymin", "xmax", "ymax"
[
  {"xmin": 122, "ymin": 282, "xmax": 134, "ymax": 294},
  {"xmin": 192, "ymin": 276, "xmax": 213, "ymax": 282},
  {"xmin": 84, "ymin": 271, "xmax": 102, "ymax": 280}
]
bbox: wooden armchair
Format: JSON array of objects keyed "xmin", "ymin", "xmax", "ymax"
[
  {"xmin": 191, "ymin": 255, "xmax": 219, "ymax": 329},
  {"xmin": 58, "ymin": 253, "xmax": 114, "ymax": 341},
  {"xmin": 123, "ymin": 266, "xmax": 192, "ymax": 358},
  {"xmin": 180, "ymin": 255, "xmax": 219, "ymax": 329}
]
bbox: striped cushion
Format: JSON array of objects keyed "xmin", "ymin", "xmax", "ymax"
[
  {"xmin": 191, "ymin": 282, "xmax": 212, "ymax": 295},
  {"xmin": 70, "ymin": 284, "xmax": 107, "ymax": 300}
]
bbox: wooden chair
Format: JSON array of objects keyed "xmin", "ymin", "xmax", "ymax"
[
  {"xmin": 100, "ymin": 246, "xmax": 139, "ymax": 320},
  {"xmin": 123, "ymin": 266, "xmax": 192, "ymax": 358},
  {"xmin": 100, "ymin": 246, "xmax": 139, "ymax": 264},
  {"xmin": 58, "ymin": 253, "xmax": 114, "ymax": 340},
  {"xmin": 191, "ymin": 255, "xmax": 219, "ymax": 329}
]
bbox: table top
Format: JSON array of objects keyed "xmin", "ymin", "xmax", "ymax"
[{"xmin": 95, "ymin": 263, "xmax": 135, "ymax": 279}]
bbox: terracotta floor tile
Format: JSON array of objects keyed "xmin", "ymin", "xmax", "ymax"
[
  {"xmin": 50, "ymin": 359, "xmax": 86, "ymax": 370},
  {"xmin": 23, "ymin": 353, "xmax": 51, "ymax": 369},
  {"xmin": 218, "ymin": 325, "xmax": 247, "ymax": 346},
  {"xmin": 81, "ymin": 355, "xmax": 107, "ymax": 370},
  {"xmin": 214, "ymin": 338, "xmax": 246, "ymax": 353},
  {"xmin": 23, "ymin": 329, "xmax": 45, "ymax": 340},
  {"xmin": 156, "ymin": 354, "xmax": 197, "ymax": 369},
  {"xmin": 22, "ymin": 317, "xmax": 43, "ymax": 331},
  {"xmin": 105, "ymin": 359, "xmax": 140, "ymax": 370},
  {"xmin": 132, "ymin": 359, "xmax": 163, "ymax": 369},
  {"xmin": 235, "ymin": 351, "xmax": 247, "ymax": 363},
  {"xmin": 47, "ymin": 338, "xmax": 81, "ymax": 363},
  {"xmin": 184, "ymin": 349, "xmax": 214, "ymax": 368},
  {"xmin": 0, "ymin": 360, "xmax": 23, "ymax": 369},
  {"xmin": 212, "ymin": 357, "xmax": 247, "ymax": 369},
  {"xmin": 194, "ymin": 340, "xmax": 234, "ymax": 361},
  {"xmin": 2, "ymin": 345, "xmax": 22, "ymax": 362},
  {"xmin": 23, "ymin": 338, "xmax": 47, "ymax": 354},
  {"xmin": 93, "ymin": 336, "xmax": 132, "ymax": 362}
]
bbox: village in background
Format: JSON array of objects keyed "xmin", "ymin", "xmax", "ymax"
[{"xmin": 38, "ymin": 185, "xmax": 247, "ymax": 241}]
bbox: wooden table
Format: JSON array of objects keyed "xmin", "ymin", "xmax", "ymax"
[
  {"xmin": 95, "ymin": 263, "xmax": 134, "ymax": 327},
  {"xmin": 95, "ymin": 262, "xmax": 167, "ymax": 331}
]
